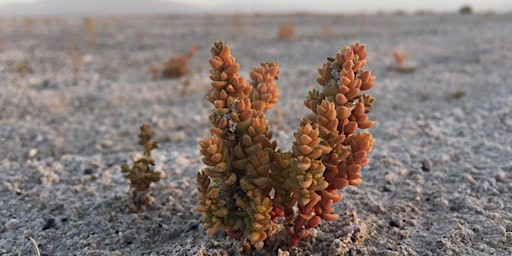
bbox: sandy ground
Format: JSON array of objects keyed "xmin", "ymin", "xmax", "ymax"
[{"xmin": 1, "ymin": 12, "xmax": 511, "ymax": 255}]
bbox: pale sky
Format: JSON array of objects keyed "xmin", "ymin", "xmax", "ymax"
[
  {"xmin": 0, "ymin": 0, "xmax": 37, "ymax": 3},
  {"xmin": 0, "ymin": 0, "xmax": 510, "ymax": 13}
]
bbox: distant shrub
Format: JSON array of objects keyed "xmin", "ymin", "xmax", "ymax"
[
  {"xmin": 459, "ymin": 5, "xmax": 473, "ymax": 15},
  {"xmin": 278, "ymin": 24, "xmax": 295, "ymax": 41},
  {"xmin": 68, "ymin": 34, "xmax": 81, "ymax": 72},
  {"xmin": 321, "ymin": 23, "xmax": 333, "ymax": 39},
  {"xmin": 392, "ymin": 9, "xmax": 407, "ymax": 16},
  {"xmin": 83, "ymin": 17, "xmax": 98, "ymax": 50}
]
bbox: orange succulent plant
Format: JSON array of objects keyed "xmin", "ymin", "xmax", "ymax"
[{"xmin": 197, "ymin": 41, "xmax": 376, "ymax": 249}]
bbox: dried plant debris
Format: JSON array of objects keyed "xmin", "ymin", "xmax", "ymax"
[
  {"xmin": 197, "ymin": 41, "xmax": 376, "ymax": 250},
  {"xmin": 121, "ymin": 124, "xmax": 163, "ymax": 209}
]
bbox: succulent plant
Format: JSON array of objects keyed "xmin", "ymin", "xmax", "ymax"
[
  {"xmin": 198, "ymin": 41, "xmax": 375, "ymax": 249},
  {"xmin": 121, "ymin": 124, "xmax": 162, "ymax": 208}
]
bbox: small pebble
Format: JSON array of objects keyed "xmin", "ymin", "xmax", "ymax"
[
  {"xmin": 5, "ymin": 219, "xmax": 20, "ymax": 230},
  {"xmin": 120, "ymin": 230, "xmax": 136, "ymax": 244},
  {"xmin": 108, "ymin": 251, "xmax": 122, "ymax": 256},
  {"xmin": 35, "ymin": 134, "xmax": 44, "ymax": 142},
  {"xmin": 495, "ymin": 170, "xmax": 507, "ymax": 182},
  {"xmin": 100, "ymin": 140, "xmax": 113, "ymax": 149},
  {"xmin": 28, "ymin": 148, "xmax": 38, "ymax": 158}
]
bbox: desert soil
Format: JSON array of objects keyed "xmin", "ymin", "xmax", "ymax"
[{"xmin": 0, "ymin": 12, "xmax": 511, "ymax": 255}]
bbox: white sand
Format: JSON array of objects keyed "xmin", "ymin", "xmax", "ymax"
[{"xmin": 1, "ymin": 13, "xmax": 511, "ymax": 255}]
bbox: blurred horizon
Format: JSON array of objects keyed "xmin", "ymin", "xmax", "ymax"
[{"xmin": 0, "ymin": 0, "xmax": 511, "ymax": 16}]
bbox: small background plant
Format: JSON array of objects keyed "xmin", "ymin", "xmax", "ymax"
[
  {"xmin": 121, "ymin": 124, "xmax": 162, "ymax": 209},
  {"xmin": 68, "ymin": 34, "xmax": 81, "ymax": 73},
  {"xmin": 278, "ymin": 23, "xmax": 295, "ymax": 41},
  {"xmin": 392, "ymin": 50, "xmax": 416, "ymax": 73},
  {"xmin": 150, "ymin": 44, "xmax": 200, "ymax": 80},
  {"xmin": 16, "ymin": 61, "xmax": 34, "ymax": 75},
  {"xmin": 321, "ymin": 22, "xmax": 333, "ymax": 39},
  {"xmin": 83, "ymin": 17, "xmax": 98, "ymax": 50}
]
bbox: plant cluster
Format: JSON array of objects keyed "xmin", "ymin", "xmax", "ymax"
[
  {"xmin": 121, "ymin": 124, "xmax": 162, "ymax": 208},
  {"xmin": 197, "ymin": 41, "xmax": 376, "ymax": 249}
]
